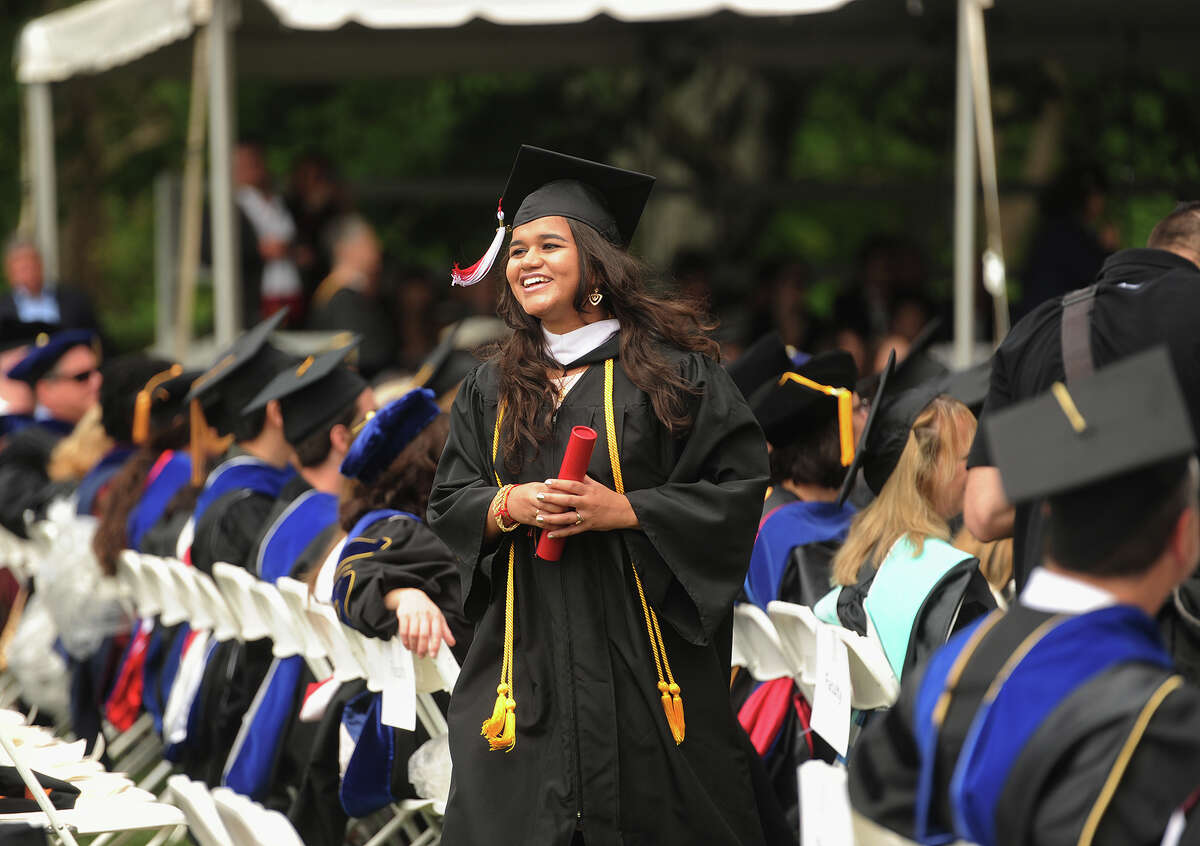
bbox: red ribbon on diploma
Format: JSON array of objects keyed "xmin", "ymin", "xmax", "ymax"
[{"xmin": 536, "ymin": 426, "xmax": 598, "ymax": 561}]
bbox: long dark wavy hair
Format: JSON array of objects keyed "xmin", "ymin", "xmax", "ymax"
[
  {"xmin": 92, "ymin": 419, "xmax": 190, "ymax": 576},
  {"xmin": 494, "ymin": 219, "xmax": 718, "ymax": 475},
  {"xmin": 338, "ymin": 414, "xmax": 451, "ymax": 531}
]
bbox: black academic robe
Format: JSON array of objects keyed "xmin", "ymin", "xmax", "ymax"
[
  {"xmin": 0, "ymin": 422, "xmax": 68, "ymax": 536},
  {"xmin": 428, "ymin": 336, "xmax": 770, "ymax": 846},
  {"xmin": 849, "ymin": 605, "xmax": 1200, "ymax": 846}
]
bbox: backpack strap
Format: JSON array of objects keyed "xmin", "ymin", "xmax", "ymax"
[{"xmin": 1060, "ymin": 284, "xmax": 1098, "ymax": 383}]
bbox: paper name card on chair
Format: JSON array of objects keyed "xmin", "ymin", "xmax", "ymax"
[
  {"xmin": 380, "ymin": 640, "xmax": 416, "ymax": 732},
  {"xmin": 810, "ymin": 626, "xmax": 851, "ymax": 759}
]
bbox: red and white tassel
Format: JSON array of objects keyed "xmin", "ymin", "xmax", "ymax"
[{"xmin": 451, "ymin": 200, "xmax": 506, "ymax": 287}]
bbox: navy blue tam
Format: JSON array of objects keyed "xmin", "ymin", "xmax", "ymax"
[
  {"xmin": 341, "ymin": 389, "xmax": 441, "ymax": 484},
  {"xmin": 6, "ymin": 329, "xmax": 99, "ymax": 385}
]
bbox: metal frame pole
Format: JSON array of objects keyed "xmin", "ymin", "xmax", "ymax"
[
  {"xmin": 952, "ymin": 0, "xmax": 977, "ymax": 369},
  {"xmin": 207, "ymin": 0, "xmax": 241, "ymax": 347},
  {"xmin": 25, "ymin": 82, "xmax": 59, "ymax": 282}
]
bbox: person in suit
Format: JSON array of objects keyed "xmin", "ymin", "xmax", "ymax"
[{"xmin": 0, "ymin": 235, "xmax": 100, "ymax": 332}]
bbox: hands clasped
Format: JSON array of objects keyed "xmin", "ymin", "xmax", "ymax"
[{"xmin": 507, "ymin": 476, "xmax": 638, "ymax": 539}]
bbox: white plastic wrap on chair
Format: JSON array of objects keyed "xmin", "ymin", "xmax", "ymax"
[
  {"xmin": 830, "ymin": 627, "xmax": 900, "ymax": 710},
  {"xmin": 166, "ymin": 775, "xmax": 234, "ymax": 846},
  {"xmin": 767, "ymin": 600, "xmax": 821, "ymax": 701},
  {"xmin": 732, "ymin": 603, "xmax": 793, "ymax": 681},
  {"xmin": 211, "ymin": 563, "xmax": 272, "ymax": 642}
]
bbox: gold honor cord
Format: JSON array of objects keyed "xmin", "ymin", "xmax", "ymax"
[
  {"xmin": 777, "ymin": 372, "xmax": 856, "ymax": 466},
  {"xmin": 604, "ymin": 359, "xmax": 685, "ymax": 744},
  {"xmin": 482, "ymin": 405, "xmax": 518, "ymax": 751},
  {"xmin": 1050, "ymin": 381, "xmax": 1089, "ymax": 433}
]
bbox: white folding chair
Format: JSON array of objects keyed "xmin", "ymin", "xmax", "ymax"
[
  {"xmin": 118, "ymin": 551, "xmax": 161, "ymax": 618},
  {"xmin": 140, "ymin": 556, "xmax": 189, "ymax": 628},
  {"xmin": 303, "ymin": 602, "xmax": 369, "ymax": 683},
  {"xmin": 210, "ymin": 786, "xmax": 305, "ymax": 846},
  {"xmin": 189, "ymin": 568, "xmax": 242, "ymax": 642},
  {"xmin": 275, "ymin": 578, "xmax": 334, "ymax": 673},
  {"xmin": 247, "ymin": 582, "xmax": 332, "ymax": 678},
  {"xmin": 731, "ymin": 603, "xmax": 793, "ymax": 681},
  {"xmin": 211, "ymin": 564, "xmax": 272, "ymax": 642},
  {"xmin": 162, "ymin": 559, "xmax": 215, "ymax": 632},
  {"xmin": 767, "ymin": 601, "xmax": 821, "ymax": 701},
  {"xmin": 831, "ymin": 626, "xmax": 900, "ymax": 711},
  {"xmin": 166, "ymin": 775, "xmax": 233, "ymax": 846}
]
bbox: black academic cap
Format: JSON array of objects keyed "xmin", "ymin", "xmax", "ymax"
[
  {"xmin": 937, "ymin": 360, "xmax": 991, "ymax": 416},
  {"xmin": 837, "ymin": 351, "xmax": 896, "ymax": 506},
  {"xmin": 99, "ymin": 354, "xmax": 173, "ymax": 444},
  {"xmin": 985, "ymin": 346, "xmax": 1195, "ymax": 505},
  {"xmin": 187, "ymin": 309, "xmax": 296, "ymax": 437},
  {"xmin": 0, "ymin": 319, "xmax": 57, "ymax": 354},
  {"xmin": 243, "ymin": 337, "xmax": 367, "ymax": 446},
  {"xmin": 133, "ymin": 366, "xmax": 200, "ymax": 446},
  {"xmin": 728, "ymin": 332, "xmax": 794, "ymax": 400},
  {"xmin": 889, "ymin": 318, "xmax": 949, "ymax": 395},
  {"xmin": 753, "ymin": 351, "xmax": 858, "ymax": 450},
  {"xmin": 505, "ymin": 145, "xmax": 655, "ymax": 247}
]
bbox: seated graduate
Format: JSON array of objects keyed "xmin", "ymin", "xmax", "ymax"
[
  {"xmin": 241, "ymin": 338, "xmax": 376, "ymax": 583},
  {"xmin": 172, "ymin": 311, "xmax": 298, "ymax": 786},
  {"xmin": 0, "ymin": 329, "xmax": 101, "ymax": 534},
  {"xmin": 849, "ymin": 347, "xmax": 1200, "ymax": 846},
  {"xmin": 743, "ymin": 348, "xmax": 862, "ymax": 610},
  {"xmin": 288, "ymin": 388, "xmax": 472, "ymax": 845},
  {"xmin": 76, "ymin": 355, "xmax": 173, "ymax": 517},
  {"xmin": 815, "ymin": 365, "xmax": 995, "ymax": 680}
]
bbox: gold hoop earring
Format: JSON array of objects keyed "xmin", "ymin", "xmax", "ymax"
[{"xmin": 588, "ymin": 289, "xmax": 604, "ymax": 307}]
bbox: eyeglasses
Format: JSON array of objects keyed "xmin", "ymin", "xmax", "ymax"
[{"xmin": 47, "ymin": 368, "xmax": 97, "ymax": 384}]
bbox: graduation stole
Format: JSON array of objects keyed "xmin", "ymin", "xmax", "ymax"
[{"xmin": 481, "ymin": 358, "xmax": 685, "ymax": 753}]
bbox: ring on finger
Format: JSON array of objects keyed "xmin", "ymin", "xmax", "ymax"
[{"xmin": 575, "ymin": 512, "xmax": 584, "ymax": 525}]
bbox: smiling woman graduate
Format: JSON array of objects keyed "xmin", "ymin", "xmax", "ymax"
[{"xmin": 428, "ymin": 146, "xmax": 769, "ymax": 846}]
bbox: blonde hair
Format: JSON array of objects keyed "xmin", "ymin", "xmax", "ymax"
[{"xmin": 831, "ymin": 395, "xmax": 976, "ymax": 587}]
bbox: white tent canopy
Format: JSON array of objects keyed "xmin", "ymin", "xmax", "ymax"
[{"xmin": 19, "ymin": 0, "xmax": 1010, "ymax": 361}]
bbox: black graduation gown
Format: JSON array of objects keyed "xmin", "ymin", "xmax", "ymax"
[
  {"xmin": 0, "ymin": 422, "xmax": 68, "ymax": 536},
  {"xmin": 428, "ymin": 337, "xmax": 770, "ymax": 846},
  {"xmin": 848, "ymin": 606, "xmax": 1200, "ymax": 846}
]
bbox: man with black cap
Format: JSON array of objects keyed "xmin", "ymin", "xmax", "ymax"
[
  {"xmin": 0, "ymin": 329, "xmax": 102, "ymax": 534},
  {"xmin": 183, "ymin": 310, "xmax": 297, "ymax": 575},
  {"xmin": 241, "ymin": 338, "xmax": 375, "ymax": 583},
  {"xmin": 966, "ymin": 202, "xmax": 1200, "ymax": 593},
  {"xmin": 849, "ymin": 347, "xmax": 1200, "ymax": 846}
]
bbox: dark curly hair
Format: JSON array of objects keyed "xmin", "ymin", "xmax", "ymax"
[
  {"xmin": 338, "ymin": 414, "xmax": 450, "ymax": 531},
  {"xmin": 92, "ymin": 418, "xmax": 189, "ymax": 576},
  {"xmin": 493, "ymin": 219, "xmax": 718, "ymax": 475}
]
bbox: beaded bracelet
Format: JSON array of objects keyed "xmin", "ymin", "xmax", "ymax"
[{"xmin": 492, "ymin": 484, "xmax": 520, "ymax": 532}]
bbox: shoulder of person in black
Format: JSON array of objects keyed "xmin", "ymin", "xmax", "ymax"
[{"xmin": 970, "ymin": 246, "xmax": 1200, "ymax": 469}]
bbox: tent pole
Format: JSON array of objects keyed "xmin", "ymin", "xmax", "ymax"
[
  {"xmin": 952, "ymin": 0, "xmax": 977, "ymax": 369},
  {"xmin": 176, "ymin": 26, "xmax": 210, "ymax": 360},
  {"xmin": 25, "ymin": 83, "xmax": 59, "ymax": 283},
  {"xmin": 207, "ymin": 0, "xmax": 241, "ymax": 347}
]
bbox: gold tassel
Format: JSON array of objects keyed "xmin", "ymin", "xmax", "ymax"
[
  {"xmin": 487, "ymin": 698, "xmax": 516, "ymax": 752},
  {"xmin": 481, "ymin": 683, "xmax": 509, "ymax": 738},
  {"xmin": 189, "ymin": 399, "xmax": 207, "ymax": 487},
  {"xmin": 132, "ymin": 390, "xmax": 152, "ymax": 446},
  {"xmin": 669, "ymin": 683, "xmax": 686, "ymax": 744}
]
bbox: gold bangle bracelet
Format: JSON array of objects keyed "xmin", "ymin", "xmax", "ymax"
[{"xmin": 492, "ymin": 484, "xmax": 519, "ymax": 532}]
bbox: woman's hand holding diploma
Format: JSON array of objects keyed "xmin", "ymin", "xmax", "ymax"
[{"xmin": 536, "ymin": 476, "xmax": 639, "ymax": 537}]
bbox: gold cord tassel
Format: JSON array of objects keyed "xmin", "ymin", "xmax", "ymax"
[
  {"xmin": 189, "ymin": 399, "xmax": 207, "ymax": 486},
  {"xmin": 133, "ymin": 364, "xmax": 182, "ymax": 447},
  {"xmin": 483, "ymin": 410, "xmax": 517, "ymax": 752},
  {"xmin": 607, "ymin": 359, "xmax": 684, "ymax": 744}
]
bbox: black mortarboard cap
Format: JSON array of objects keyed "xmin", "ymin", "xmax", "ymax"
[
  {"xmin": 450, "ymin": 146, "xmax": 655, "ymax": 287},
  {"xmin": 936, "ymin": 360, "xmax": 991, "ymax": 416},
  {"xmin": 985, "ymin": 346, "xmax": 1195, "ymax": 505},
  {"xmin": 889, "ymin": 318, "xmax": 949, "ymax": 394},
  {"xmin": 186, "ymin": 309, "xmax": 296, "ymax": 436},
  {"xmin": 505, "ymin": 146, "xmax": 654, "ymax": 246},
  {"xmin": 100, "ymin": 354, "xmax": 173, "ymax": 444},
  {"xmin": 243, "ymin": 337, "xmax": 367, "ymax": 445},
  {"xmin": 861, "ymin": 381, "xmax": 942, "ymax": 496},
  {"xmin": 0, "ymin": 319, "xmax": 57, "ymax": 354},
  {"xmin": 728, "ymin": 332, "xmax": 794, "ymax": 400},
  {"xmin": 837, "ymin": 351, "xmax": 896, "ymax": 506},
  {"xmin": 753, "ymin": 351, "xmax": 858, "ymax": 450},
  {"xmin": 132, "ymin": 366, "xmax": 200, "ymax": 445},
  {"xmin": 6, "ymin": 328, "xmax": 100, "ymax": 384}
]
